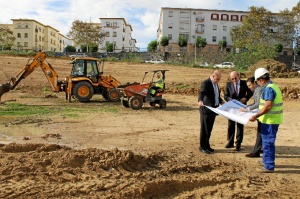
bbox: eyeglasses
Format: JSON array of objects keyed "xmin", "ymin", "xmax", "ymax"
[{"xmin": 231, "ymin": 77, "xmax": 238, "ymax": 80}]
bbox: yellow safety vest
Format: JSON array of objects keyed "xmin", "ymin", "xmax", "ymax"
[
  {"xmin": 155, "ymin": 78, "xmax": 164, "ymax": 89},
  {"xmin": 258, "ymin": 83, "xmax": 283, "ymax": 124}
]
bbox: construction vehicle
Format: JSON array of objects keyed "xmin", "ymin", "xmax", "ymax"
[
  {"xmin": 0, "ymin": 52, "xmax": 122, "ymax": 102},
  {"xmin": 119, "ymin": 70, "xmax": 169, "ymax": 110}
]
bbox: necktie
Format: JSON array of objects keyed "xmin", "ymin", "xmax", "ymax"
[
  {"xmin": 214, "ymin": 83, "xmax": 219, "ymax": 106},
  {"xmin": 235, "ymin": 84, "xmax": 238, "ymax": 95}
]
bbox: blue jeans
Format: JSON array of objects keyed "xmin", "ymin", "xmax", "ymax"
[{"xmin": 261, "ymin": 123, "xmax": 279, "ymax": 170}]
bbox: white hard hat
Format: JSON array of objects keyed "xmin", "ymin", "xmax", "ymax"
[{"xmin": 254, "ymin": 68, "xmax": 269, "ymax": 80}]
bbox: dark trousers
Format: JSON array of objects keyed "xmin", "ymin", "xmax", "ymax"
[
  {"xmin": 251, "ymin": 120, "xmax": 262, "ymax": 155},
  {"xmin": 200, "ymin": 113, "xmax": 216, "ymax": 150},
  {"xmin": 227, "ymin": 119, "xmax": 244, "ymax": 145}
]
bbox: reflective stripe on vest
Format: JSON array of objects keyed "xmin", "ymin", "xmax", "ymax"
[
  {"xmin": 258, "ymin": 83, "xmax": 283, "ymax": 124},
  {"xmin": 156, "ymin": 78, "xmax": 164, "ymax": 89}
]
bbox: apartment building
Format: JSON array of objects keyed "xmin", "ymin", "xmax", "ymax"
[
  {"xmin": 10, "ymin": 19, "xmax": 71, "ymax": 52},
  {"xmin": 157, "ymin": 7, "xmax": 293, "ymax": 55},
  {"xmin": 99, "ymin": 18, "xmax": 138, "ymax": 52}
]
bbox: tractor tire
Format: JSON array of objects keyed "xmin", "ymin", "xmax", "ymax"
[
  {"xmin": 107, "ymin": 88, "xmax": 121, "ymax": 102},
  {"xmin": 159, "ymin": 99, "xmax": 167, "ymax": 109},
  {"xmin": 149, "ymin": 102, "xmax": 156, "ymax": 107},
  {"xmin": 122, "ymin": 99, "xmax": 130, "ymax": 108},
  {"xmin": 73, "ymin": 82, "xmax": 94, "ymax": 102},
  {"xmin": 129, "ymin": 96, "xmax": 143, "ymax": 110}
]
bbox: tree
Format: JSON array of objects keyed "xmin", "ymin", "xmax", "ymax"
[
  {"xmin": 160, "ymin": 36, "xmax": 169, "ymax": 52},
  {"xmin": 0, "ymin": 26, "xmax": 15, "ymax": 51},
  {"xmin": 67, "ymin": 20, "xmax": 105, "ymax": 52},
  {"xmin": 178, "ymin": 35, "xmax": 188, "ymax": 51},
  {"xmin": 274, "ymin": 43, "xmax": 283, "ymax": 53},
  {"xmin": 218, "ymin": 40, "xmax": 227, "ymax": 51},
  {"xmin": 196, "ymin": 37, "xmax": 207, "ymax": 51},
  {"xmin": 65, "ymin": 45, "xmax": 76, "ymax": 53},
  {"xmin": 147, "ymin": 40, "xmax": 157, "ymax": 52},
  {"xmin": 106, "ymin": 43, "xmax": 114, "ymax": 52}
]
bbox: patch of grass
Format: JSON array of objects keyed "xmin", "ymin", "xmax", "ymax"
[{"xmin": 0, "ymin": 102, "xmax": 119, "ymax": 117}]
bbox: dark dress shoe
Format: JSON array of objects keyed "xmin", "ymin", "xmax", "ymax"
[
  {"xmin": 236, "ymin": 144, "xmax": 241, "ymax": 151},
  {"xmin": 200, "ymin": 148, "xmax": 211, "ymax": 154},
  {"xmin": 208, "ymin": 148, "xmax": 215, "ymax": 152},
  {"xmin": 245, "ymin": 153, "xmax": 260, "ymax": 158},
  {"xmin": 225, "ymin": 143, "xmax": 234, "ymax": 148}
]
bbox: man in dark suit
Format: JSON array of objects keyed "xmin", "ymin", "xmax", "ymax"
[
  {"xmin": 224, "ymin": 71, "xmax": 253, "ymax": 151},
  {"xmin": 198, "ymin": 70, "xmax": 224, "ymax": 154}
]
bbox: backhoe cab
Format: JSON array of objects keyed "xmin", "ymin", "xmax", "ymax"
[
  {"xmin": 69, "ymin": 57, "xmax": 121, "ymax": 102},
  {"xmin": 119, "ymin": 70, "xmax": 169, "ymax": 110}
]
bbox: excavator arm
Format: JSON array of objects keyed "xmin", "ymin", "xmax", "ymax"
[{"xmin": 0, "ymin": 52, "xmax": 66, "ymax": 100}]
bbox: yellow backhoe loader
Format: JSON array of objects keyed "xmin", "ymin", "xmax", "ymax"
[{"xmin": 0, "ymin": 52, "xmax": 122, "ymax": 103}]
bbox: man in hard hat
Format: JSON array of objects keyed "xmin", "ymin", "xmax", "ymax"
[
  {"xmin": 249, "ymin": 68, "xmax": 283, "ymax": 173},
  {"xmin": 150, "ymin": 73, "xmax": 164, "ymax": 95}
]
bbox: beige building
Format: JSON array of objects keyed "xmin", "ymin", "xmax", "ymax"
[
  {"xmin": 10, "ymin": 19, "xmax": 70, "ymax": 52},
  {"xmin": 157, "ymin": 7, "xmax": 293, "ymax": 55}
]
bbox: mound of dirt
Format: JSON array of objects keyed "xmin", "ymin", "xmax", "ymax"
[
  {"xmin": 1, "ymin": 143, "xmax": 297, "ymax": 198},
  {"xmin": 247, "ymin": 59, "xmax": 299, "ymax": 78}
]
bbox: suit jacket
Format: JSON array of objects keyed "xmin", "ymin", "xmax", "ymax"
[
  {"xmin": 224, "ymin": 79, "xmax": 253, "ymax": 104},
  {"xmin": 198, "ymin": 78, "xmax": 224, "ymax": 114}
]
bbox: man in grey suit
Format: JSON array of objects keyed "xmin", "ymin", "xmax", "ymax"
[
  {"xmin": 198, "ymin": 70, "xmax": 224, "ymax": 154},
  {"xmin": 224, "ymin": 71, "xmax": 253, "ymax": 151},
  {"xmin": 239, "ymin": 76, "xmax": 263, "ymax": 157}
]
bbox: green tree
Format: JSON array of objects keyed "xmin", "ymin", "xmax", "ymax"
[
  {"xmin": 67, "ymin": 20, "xmax": 105, "ymax": 52},
  {"xmin": 218, "ymin": 40, "xmax": 227, "ymax": 51},
  {"xmin": 160, "ymin": 36, "xmax": 169, "ymax": 52},
  {"xmin": 274, "ymin": 43, "xmax": 283, "ymax": 53},
  {"xmin": 147, "ymin": 40, "xmax": 157, "ymax": 52},
  {"xmin": 65, "ymin": 45, "xmax": 76, "ymax": 53},
  {"xmin": 196, "ymin": 37, "xmax": 207, "ymax": 50},
  {"xmin": 0, "ymin": 26, "xmax": 15, "ymax": 51},
  {"xmin": 106, "ymin": 43, "xmax": 114, "ymax": 52},
  {"xmin": 178, "ymin": 35, "xmax": 188, "ymax": 48}
]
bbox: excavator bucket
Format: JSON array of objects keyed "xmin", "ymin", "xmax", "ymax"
[{"xmin": 0, "ymin": 78, "xmax": 15, "ymax": 101}]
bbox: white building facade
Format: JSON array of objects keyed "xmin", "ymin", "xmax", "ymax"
[
  {"xmin": 99, "ymin": 18, "xmax": 138, "ymax": 53},
  {"xmin": 157, "ymin": 7, "xmax": 293, "ymax": 55}
]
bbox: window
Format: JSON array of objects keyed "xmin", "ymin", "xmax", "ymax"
[
  {"xmin": 113, "ymin": 31, "xmax": 117, "ymax": 37},
  {"xmin": 169, "ymin": 11, "xmax": 173, "ymax": 17},
  {"xmin": 221, "ymin": 14, "xmax": 229, "ymax": 21},
  {"xmin": 24, "ymin": 42, "xmax": 28, "ymax": 47},
  {"xmin": 17, "ymin": 42, "xmax": 20, "ymax": 46},
  {"xmin": 39, "ymin": 36, "xmax": 41, "ymax": 41},
  {"xmin": 25, "ymin": 24, "xmax": 29, "ymax": 28},
  {"xmin": 17, "ymin": 33, "xmax": 21, "ymax": 38},
  {"xmin": 17, "ymin": 23, "xmax": 22, "ymax": 28},
  {"xmin": 105, "ymin": 41, "xmax": 109, "ymax": 46},
  {"xmin": 168, "ymin": 23, "xmax": 173, "ymax": 29},
  {"xmin": 231, "ymin": 15, "xmax": 238, "ymax": 21},
  {"xmin": 211, "ymin": 14, "xmax": 219, "ymax": 20},
  {"xmin": 223, "ymin": 37, "xmax": 227, "ymax": 41},
  {"xmin": 212, "ymin": 36, "xmax": 217, "ymax": 42},
  {"xmin": 113, "ymin": 22, "xmax": 118, "ymax": 27},
  {"xmin": 241, "ymin": 15, "xmax": 247, "ymax": 21},
  {"xmin": 223, "ymin": 26, "xmax": 227, "ymax": 32},
  {"xmin": 106, "ymin": 31, "xmax": 110, "ymax": 37},
  {"xmin": 179, "ymin": 33, "xmax": 189, "ymax": 41},
  {"xmin": 213, "ymin": 25, "xmax": 217, "ymax": 31},
  {"xmin": 180, "ymin": 22, "xmax": 189, "ymax": 30},
  {"xmin": 106, "ymin": 22, "xmax": 110, "ymax": 26},
  {"xmin": 24, "ymin": 33, "xmax": 28, "ymax": 38},
  {"xmin": 168, "ymin": 34, "xmax": 172, "ymax": 40}
]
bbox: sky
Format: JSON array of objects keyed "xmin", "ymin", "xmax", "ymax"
[{"xmin": 0, "ymin": 0, "xmax": 299, "ymax": 51}]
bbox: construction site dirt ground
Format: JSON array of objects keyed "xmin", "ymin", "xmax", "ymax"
[{"xmin": 0, "ymin": 55, "xmax": 300, "ymax": 198}]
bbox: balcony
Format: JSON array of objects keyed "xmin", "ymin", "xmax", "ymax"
[
  {"xmin": 196, "ymin": 17, "xmax": 205, "ymax": 22},
  {"xmin": 196, "ymin": 29, "xmax": 205, "ymax": 34}
]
